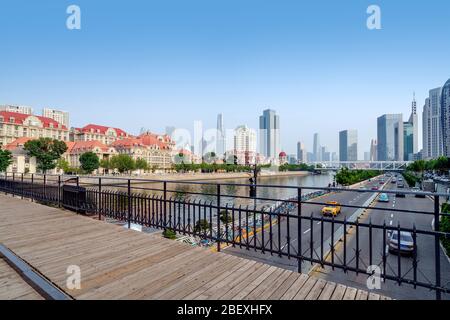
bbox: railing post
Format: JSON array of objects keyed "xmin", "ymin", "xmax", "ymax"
[
  {"xmin": 297, "ymin": 187, "xmax": 302, "ymax": 273},
  {"xmin": 163, "ymin": 181, "xmax": 167, "ymax": 228},
  {"xmin": 31, "ymin": 173, "xmax": 34, "ymax": 201},
  {"xmin": 43, "ymin": 174, "xmax": 47, "ymax": 201},
  {"xmin": 217, "ymin": 184, "xmax": 221, "ymax": 252},
  {"xmin": 21, "ymin": 173, "xmax": 24, "ymax": 199},
  {"xmin": 57, "ymin": 175, "xmax": 61, "ymax": 207},
  {"xmin": 75, "ymin": 176, "xmax": 79, "ymax": 213},
  {"xmin": 127, "ymin": 179, "xmax": 131, "ymax": 229},
  {"xmin": 4, "ymin": 172, "xmax": 7, "ymax": 195},
  {"xmin": 434, "ymin": 195, "xmax": 441, "ymax": 300},
  {"xmin": 98, "ymin": 178, "xmax": 102, "ymax": 221},
  {"xmin": 12, "ymin": 172, "xmax": 15, "ymax": 195}
]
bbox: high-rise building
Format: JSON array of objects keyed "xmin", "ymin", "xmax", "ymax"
[
  {"xmin": 216, "ymin": 113, "xmax": 226, "ymax": 157},
  {"xmin": 307, "ymin": 152, "xmax": 314, "ymax": 163},
  {"xmin": 423, "ymin": 87, "xmax": 443, "ymax": 159},
  {"xmin": 364, "ymin": 152, "xmax": 370, "ymax": 161},
  {"xmin": 409, "ymin": 93, "xmax": 419, "ymax": 155},
  {"xmin": 259, "ymin": 109, "xmax": 280, "ymax": 160},
  {"xmin": 377, "ymin": 114, "xmax": 403, "ymax": 161},
  {"xmin": 234, "ymin": 125, "xmax": 257, "ymax": 153},
  {"xmin": 321, "ymin": 146, "xmax": 330, "ymax": 162},
  {"xmin": 370, "ymin": 139, "xmax": 377, "ymax": 161},
  {"xmin": 0, "ymin": 105, "xmax": 33, "ymax": 115},
  {"xmin": 234, "ymin": 125, "xmax": 257, "ymax": 165},
  {"xmin": 296, "ymin": 142, "xmax": 307, "ymax": 163},
  {"xmin": 403, "ymin": 95, "xmax": 419, "ymax": 161},
  {"xmin": 331, "ymin": 152, "xmax": 338, "ymax": 162},
  {"xmin": 42, "ymin": 108, "xmax": 69, "ymax": 128},
  {"xmin": 339, "ymin": 130, "xmax": 358, "ymax": 161},
  {"xmin": 313, "ymin": 133, "xmax": 321, "ymax": 161},
  {"xmin": 441, "ymin": 79, "xmax": 450, "ymax": 157}
]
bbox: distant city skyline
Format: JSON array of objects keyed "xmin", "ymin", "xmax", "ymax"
[{"xmin": 1, "ymin": 2, "xmax": 450, "ymax": 158}]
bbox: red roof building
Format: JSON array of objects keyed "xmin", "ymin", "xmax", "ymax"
[
  {"xmin": 70, "ymin": 124, "xmax": 130, "ymax": 145},
  {"xmin": 0, "ymin": 111, "xmax": 69, "ymax": 147}
]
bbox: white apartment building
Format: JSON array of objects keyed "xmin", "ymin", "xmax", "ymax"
[
  {"xmin": 0, "ymin": 105, "xmax": 33, "ymax": 115},
  {"xmin": 43, "ymin": 108, "xmax": 70, "ymax": 128},
  {"xmin": 234, "ymin": 125, "xmax": 257, "ymax": 165}
]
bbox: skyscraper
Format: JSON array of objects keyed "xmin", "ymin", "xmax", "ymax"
[
  {"xmin": 377, "ymin": 114, "xmax": 403, "ymax": 161},
  {"xmin": 216, "ymin": 113, "xmax": 226, "ymax": 157},
  {"xmin": 403, "ymin": 95, "xmax": 419, "ymax": 161},
  {"xmin": 339, "ymin": 130, "xmax": 358, "ymax": 161},
  {"xmin": 423, "ymin": 87, "xmax": 443, "ymax": 159},
  {"xmin": 313, "ymin": 133, "xmax": 321, "ymax": 161},
  {"xmin": 441, "ymin": 79, "xmax": 450, "ymax": 157},
  {"xmin": 234, "ymin": 125, "xmax": 257, "ymax": 153},
  {"xmin": 296, "ymin": 142, "xmax": 306, "ymax": 163},
  {"xmin": 321, "ymin": 146, "xmax": 331, "ymax": 162},
  {"xmin": 370, "ymin": 139, "xmax": 378, "ymax": 161},
  {"xmin": 259, "ymin": 109, "xmax": 280, "ymax": 160}
]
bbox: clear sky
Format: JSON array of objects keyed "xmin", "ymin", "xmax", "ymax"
[{"xmin": 1, "ymin": 0, "xmax": 449, "ymax": 158}]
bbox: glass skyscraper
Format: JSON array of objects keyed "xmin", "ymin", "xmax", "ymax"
[
  {"xmin": 377, "ymin": 114, "xmax": 403, "ymax": 161},
  {"xmin": 441, "ymin": 79, "xmax": 450, "ymax": 157},
  {"xmin": 339, "ymin": 130, "xmax": 358, "ymax": 161}
]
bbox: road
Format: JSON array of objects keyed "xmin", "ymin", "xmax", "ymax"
[
  {"xmin": 224, "ymin": 174, "xmax": 450, "ymax": 299},
  {"xmin": 311, "ymin": 177, "xmax": 450, "ymax": 300},
  {"xmin": 224, "ymin": 177, "xmax": 382, "ymax": 268}
]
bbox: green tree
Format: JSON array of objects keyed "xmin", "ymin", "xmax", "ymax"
[
  {"xmin": 0, "ymin": 149, "xmax": 13, "ymax": 172},
  {"xmin": 407, "ymin": 160, "xmax": 426, "ymax": 181},
  {"xmin": 194, "ymin": 219, "xmax": 210, "ymax": 233},
  {"xmin": 23, "ymin": 138, "xmax": 68, "ymax": 173},
  {"xmin": 56, "ymin": 158, "xmax": 70, "ymax": 173},
  {"xmin": 434, "ymin": 157, "xmax": 450, "ymax": 175},
  {"xmin": 135, "ymin": 158, "xmax": 149, "ymax": 173},
  {"xmin": 79, "ymin": 152, "xmax": 100, "ymax": 174},
  {"xmin": 110, "ymin": 154, "xmax": 135, "ymax": 173}
]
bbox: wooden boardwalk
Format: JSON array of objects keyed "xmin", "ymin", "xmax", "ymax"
[
  {"xmin": 0, "ymin": 258, "xmax": 43, "ymax": 300},
  {"xmin": 0, "ymin": 194, "xmax": 389, "ymax": 300}
]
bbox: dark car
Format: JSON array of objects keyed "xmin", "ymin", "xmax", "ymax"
[
  {"xmin": 412, "ymin": 187, "xmax": 426, "ymax": 198},
  {"xmin": 388, "ymin": 231, "xmax": 416, "ymax": 256},
  {"xmin": 396, "ymin": 191, "xmax": 406, "ymax": 198},
  {"xmin": 397, "ymin": 183, "xmax": 405, "ymax": 188}
]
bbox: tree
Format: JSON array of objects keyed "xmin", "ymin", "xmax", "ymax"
[
  {"xmin": 434, "ymin": 157, "xmax": 450, "ymax": 175},
  {"xmin": 56, "ymin": 158, "xmax": 70, "ymax": 173},
  {"xmin": 408, "ymin": 160, "xmax": 426, "ymax": 181},
  {"xmin": 79, "ymin": 152, "xmax": 100, "ymax": 174},
  {"xmin": 23, "ymin": 138, "xmax": 67, "ymax": 173},
  {"xmin": 135, "ymin": 158, "xmax": 149, "ymax": 173},
  {"xmin": 110, "ymin": 154, "xmax": 135, "ymax": 173},
  {"xmin": 0, "ymin": 149, "xmax": 13, "ymax": 172}
]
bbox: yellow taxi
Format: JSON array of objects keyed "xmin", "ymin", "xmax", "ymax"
[{"xmin": 321, "ymin": 201, "xmax": 342, "ymax": 217}]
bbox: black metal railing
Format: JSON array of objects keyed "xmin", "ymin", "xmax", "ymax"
[{"xmin": 0, "ymin": 172, "xmax": 449, "ymax": 300}]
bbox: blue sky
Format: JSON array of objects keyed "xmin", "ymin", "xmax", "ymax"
[{"xmin": 1, "ymin": 0, "xmax": 449, "ymax": 157}]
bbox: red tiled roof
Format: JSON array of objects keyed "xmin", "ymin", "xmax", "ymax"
[
  {"xmin": 66, "ymin": 141, "xmax": 111, "ymax": 153},
  {"xmin": 4, "ymin": 137, "xmax": 33, "ymax": 151},
  {"xmin": 79, "ymin": 124, "xmax": 128, "ymax": 137},
  {"xmin": 0, "ymin": 111, "xmax": 68, "ymax": 130},
  {"xmin": 138, "ymin": 133, "xmax": 172, "ymax": 150},
  {"xmin": 111, "ymin": 138, "xmax": 145, "ymax": 148}
]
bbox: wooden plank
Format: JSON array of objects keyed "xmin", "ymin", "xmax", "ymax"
[
  {"xmin": 280, "ymin": 273, "xmax": 309, "ymax": 300},
  {"xmin": 305, "ymin": 279, "xmax": 327, "ymax": 300},
  {"xmin": 330, "ymin": 284, "xmax": 347, "ymax": 300},
  {"xmin": 368, "ymin": 292, "xmax": 381, "ymax": 300},
  {"xmin": 293, "ymin": 276, "xmax": 318, "ymax": 300},
  {"xmin": 267, "ymin": 272, "xmax": 301, "ymax": 300},
  {"xmin": 318, "ymin": 281, "xmax": 337, "ymax": 300},
  {"xmin": 342, "ymin": 287, "xmax": 358, "ymax": 300},
  {"xmin": 243, "ymin": 268, "xmax": 286, "ymax": 300},
  {"xmin": 355, "ymin": 290, "xmax": 369, "ymax": 300}
]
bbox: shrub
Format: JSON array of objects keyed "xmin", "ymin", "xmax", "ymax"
[
  {"xmin": 162, "ymin": 229, "xmax": 177, "ymax": 240},
  {"xmin": 441, "ymin": 204, "xmax": 450, "ymax": 257}
]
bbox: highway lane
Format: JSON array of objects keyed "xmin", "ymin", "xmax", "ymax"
[
  {"xmin": 312, "ymin": 176, "xmax": 450, "ymax": 300},
  {"xmin": 224, "ymin": 176, "xmax": 387, "ymax": 273}
]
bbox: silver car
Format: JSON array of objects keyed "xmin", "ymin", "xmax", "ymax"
[{"xmin": 388, "ymin": 231, "xmax": 416, "ymax": 255}]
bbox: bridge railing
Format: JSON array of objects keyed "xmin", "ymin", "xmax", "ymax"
[{"xmin": 0, "ymin": 172, "xmax": 449, "ymax": 300}]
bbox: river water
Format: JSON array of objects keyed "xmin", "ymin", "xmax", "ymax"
[{"xmin": 128, "ymin": 172, "xmax": 335, "ymax": 208}]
